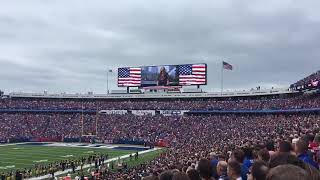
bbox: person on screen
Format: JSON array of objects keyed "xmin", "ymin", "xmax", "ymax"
[{"xmin": 158, "ymin": 67, "xmax": 169, "ymax": 86}]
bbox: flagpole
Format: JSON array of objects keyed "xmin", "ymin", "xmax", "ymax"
[
  {"xmin": 221, "ymin": 61, "xmax": 224, "ymax": 95},
  {"xmin": 107, "ymin": 69, "xmax": 109, "ymax": 94}
]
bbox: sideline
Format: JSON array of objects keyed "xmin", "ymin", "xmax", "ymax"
[
  {"xmin": 0, "ymin": 142, "xmax": 28, "ymax": 147},
  {"xmin": 26, "ymin": 147, "xmax": 161, "ymax": 180}
]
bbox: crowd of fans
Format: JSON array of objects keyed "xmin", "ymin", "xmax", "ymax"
[
  {"xmin": 291, "ymin": 70, "xmax": 320, "ymax": 89},
  {"xmin": 98, "ymin": 114, "xmax": 320, "ymax": 180},
  {"xmin": 0, "ymin": 93, "xmax": 320, "ymax": 179},
  {"xmin": 0, "ymin": 112, "xmax": 320, "ymax": 179},
  {"xmin": 0, "ymin": 93, "xmax": 319, "ymax": 111}
]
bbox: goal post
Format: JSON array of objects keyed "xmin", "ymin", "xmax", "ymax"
[{"xmin": 80, "ymin": 109, "xmax": 99, "ymax": 137}]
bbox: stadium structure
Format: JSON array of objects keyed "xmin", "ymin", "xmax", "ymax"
[{"xmin": 0, "ymin": 67, "xmax": 319, "ymax": 180}]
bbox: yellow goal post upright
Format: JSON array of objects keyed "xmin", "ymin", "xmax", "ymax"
[{"xmin": 80, "ymin": 105, "xmax": 99, "ymax": 143}]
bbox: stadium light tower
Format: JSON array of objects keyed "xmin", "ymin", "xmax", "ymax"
[{"xmin": 107, "ymin": 69, "xmax": 113, "ymax": 94}]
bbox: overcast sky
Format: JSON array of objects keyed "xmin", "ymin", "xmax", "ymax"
[{"xmin": 0, "ymin": 0, "xmax": 319, "ymax": 93}]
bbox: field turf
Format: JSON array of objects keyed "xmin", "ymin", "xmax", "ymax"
[
  {"xmin": 0, "ymin": 144, "xmax": 134, "ymax": 172},
  {"xmin": 57, "ymin": 148, "xmax": 165, "ymax": 178}
]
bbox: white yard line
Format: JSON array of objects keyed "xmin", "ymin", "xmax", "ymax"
[
  {"xmin": 0, "ymin": 142, "xmax": 28, "ymax": 147},
  {"xmin": 26, "ymin": 147, "xmax": 161, "ymax": 180}
]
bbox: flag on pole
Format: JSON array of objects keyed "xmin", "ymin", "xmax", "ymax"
[{"xmin": 223, "ymin": 61, "xmax": 233, "ymax": 70}]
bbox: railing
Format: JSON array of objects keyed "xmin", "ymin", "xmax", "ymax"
[
  {"xmin": 0, "ymin": 108, "xmax": 319, "ymax": 114},
  {"xmin": 8, "ymin": 88, "xmax": 295, "ymax": 99}
]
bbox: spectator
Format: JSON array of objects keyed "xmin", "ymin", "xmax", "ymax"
[
  {"xmin": 143, "ymin": 175, "xmax": 160, "ymax": 180},
  {"xmin": 160, "ymin": 171, "xmax": 173, "ymax": 180},
  {"xmin": 257, "ymin": 149, "xmax": 270, "ymax": 163},
  {"xmin": 197, "ymin": 159, "xmax": 214, "ymax": 180},
  {"xmin": 209, "ymin": 152, "xmax": 219, "ymax": 179},
  {"xmin": 268, "ymin": 153, "xmax": 320, "ymax": 180},
  {"xmin": 292, "ymin": 134, "xmax": 299, "ymax": 145},
  {"xmin": 265, "ymin": 142, "xmax": 275, "ymax": 157},
  {"xmin": 227, "ymin": 161, "xmax": 242, "ymax": 180},
  {"xmin": 216, "ymin": 161, "xmax": 228, "ymax": 180},
  {"xmin": 295, "ymin": 139, "xmax": 319, "ymax": 169},
  {"xmin": 277, "ymin": 141, "xmax": 293, "ymax": 154},
  {"xmin": 172, "ymin": 172, "xmax": 191, "ymax": 180},
  {"xmin": 187, "ymin": 169, "xmax": 201, "ymax": 180},
  {"xmin": 230, "ymin": 149, "xmax": 248, "ymax": 180},
  {"xmin": 248, "ymin": 161, "xmax": 268, "ymax": 180},
  {"xmin": 269, "ymin": 153, "xmax": 303, "ymax": 169},
  {"xmin": 243, "ymin": 148, "xmax": 254, "ymax": 169},
  {"xmin": 266, "ymin": 165, "xmax": 310, "ymax": 180}
]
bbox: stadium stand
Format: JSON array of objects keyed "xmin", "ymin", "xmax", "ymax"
[
  {"xmin": 0, "ymin": 83, "xmax": 319, "ymax": 179},
  {"xmin": 0, "ymin": 112, "xmax": 320, "ymax": 179},
  {"xmin": 290, "ymin": 70, "xmax": 320, "ymax": 91},
  {"xmin": 0, "ymin": 92, "xmax": 320, "ymax": 111}
]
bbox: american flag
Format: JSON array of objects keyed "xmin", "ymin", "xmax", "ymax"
[
  {"xmin": 178, "ymin": 64, "xmax": 206, "ymax": 85},
  {"xmin": 223, "ymin": 61, "xmax": 233, "ymax": 70},
  {"xmin": 118, "ymin": 67, "xmax": 141, "ymax": 87}
]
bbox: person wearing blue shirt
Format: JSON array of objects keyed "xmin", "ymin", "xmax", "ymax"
[
  {"xmin": 230, "ymin": 149, "xmax": 248, "ymax": 180},
  {"xmin": 243, "ymin": 158, "xmax": 253, "ymax": 169},
  {"xmin": 243, "ymin": 147, "xmax": 254, "ymax": 169},
  {"xmin": 209, "ymin": 152, "xmax": 219, "ymax": 179},
  {"xmin": 295, "ymin": 139, "xmax": 319, "ymax": 169}
]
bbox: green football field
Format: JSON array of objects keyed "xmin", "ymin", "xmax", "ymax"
[{"xmin": 0, "ymin": 144, "xmax": 134, "ymax": 172}]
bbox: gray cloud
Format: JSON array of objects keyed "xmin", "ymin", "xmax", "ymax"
[{"xmin": 0, "ymin": 0, "xmax": 319, "ymax": 93}]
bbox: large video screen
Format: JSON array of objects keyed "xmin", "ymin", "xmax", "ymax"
[{"xmin": 118, "ymin": 63, "xmax": 207, "ymax": 87}]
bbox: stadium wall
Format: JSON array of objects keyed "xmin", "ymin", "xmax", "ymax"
[
  {"xmin": 0, "ymin": 108, "xmax": 320, "ymax": 114},
  {"xmin": 8, "ymin": 88, "xmax": 295, "ymax": 99}
]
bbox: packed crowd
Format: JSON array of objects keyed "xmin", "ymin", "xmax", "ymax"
[
  {"xmin": 291, "ymin": 70, "xmax": 320, "ymax": 89},
  {"xmin": 0, "ymin": 93, "xmax": 319, "ymax": 111},
  {"xmin": 98, "ymin": 113, "xmax": 320, "ymax": 180},
  {"xmin": 0, "ymin": 113, "xmax": 83, "ymax": 140},
  {"xmin": 0, "ymin": 112, "xmax": 320, "ymax": 179},
  {"xmin": 1, "ymin": 113, "xmax": 320, "ymax": 147},
  {"xmin": 0, "ymin": 92, "xmax": 320, "ymax": 179}
]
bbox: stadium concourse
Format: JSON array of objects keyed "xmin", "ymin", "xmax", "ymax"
[{"xmin": 0, "ymin": 89, "xmax": 320, "ymax": 179}]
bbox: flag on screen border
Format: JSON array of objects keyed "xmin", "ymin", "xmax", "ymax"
[
  {"xmin": 118, "ymin": 67, "xmax": 141, "ymax": 87},
  {"xmin": 311, "ymin": 80, "xmax": 319, "ymax": 87},
  {"xmin": 178, "ymin": 64, "xmax": 207, "ymax": 85},
  {"xmin": 223, "ymin": 61, "xmax": 233, "ymax": 70}
]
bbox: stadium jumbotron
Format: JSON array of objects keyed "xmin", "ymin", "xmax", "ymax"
[{"xmin": 1, "ymin": 1, "xmax": 320, "ymax": 180}]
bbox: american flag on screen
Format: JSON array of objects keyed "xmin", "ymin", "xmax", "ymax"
[
  {"xmin": 118, "ymin": 67, "xmax": 141, "ymax": 87},
  {"xmin": 178, "ymin": 64, "xmax": 206, "ymax": 85}
]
